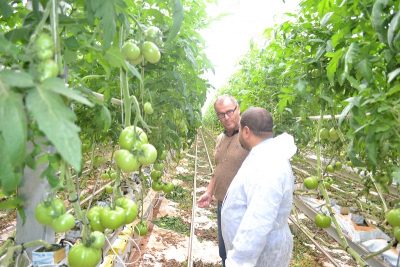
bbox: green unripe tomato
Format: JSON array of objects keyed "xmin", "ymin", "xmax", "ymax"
[
  {"xmin": 144, "ymin": 102, "xmax": 154, "ymax": 114},
  {"xmin": 142, "ymin": 41, "xmax": 161, "ymax": 64},
  {"xmin": 121, "ymin": 40, "xmax": 141, "ymax": 61}
]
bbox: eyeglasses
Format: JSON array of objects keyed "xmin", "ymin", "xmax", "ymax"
[{"xmin": 216, "ymin": 105, "xmax": 237, "ymax": 120}]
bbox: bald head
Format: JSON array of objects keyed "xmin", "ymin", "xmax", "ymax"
[{"xmin": 240, "ymin": 107, "xmax": 273, "ymax": 137}]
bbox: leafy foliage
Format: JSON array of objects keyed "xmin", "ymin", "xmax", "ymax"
[{"xmin": 207, "ymin": 0, "xmax": 400, "ymax": 191}]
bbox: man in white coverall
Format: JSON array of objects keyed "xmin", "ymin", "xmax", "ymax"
[{"xmin": 221, "ymin": 107, "xmax": 297, "ymax": 267}]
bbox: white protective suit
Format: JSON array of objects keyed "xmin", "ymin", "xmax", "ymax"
[{"xmin": 221, "ymin": 133, "xmax": 297, "ymax": 267}]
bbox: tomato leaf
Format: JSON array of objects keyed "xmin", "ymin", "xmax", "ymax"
[
  {"xmin": 0, "ymin": 197, "xmax": 24, "ymax": 210},
  {"xmin": 371, "ymin": 0, "xmax": 389, "ymax": 43},
  {"xmin": 165, "ymin": 0, "xmax": 184, "ymax": 46},
  {"xmin": 104, "ymin": 46, "xmax": 125, "ymax": 68},
  {"xmin": 40, "ymin": 78, "xmax": 93, "ymax": 107},
  {"xmin": 0, "ymin": 91, "xmax": 27, "ymax": 166},
  {"xmin": 26, "ymin": 87, "xmax": 82, "ymax": 171},
  {"xmin": 88, "ymin": 0, "xmax": 116, "ymax": 49},
  {"xmin": 0, "ymin": 70, "xmax": 34, "ymax": 88},
  {"xmin": 0, "ymin": 139, "xmax": 21, "ymax": 195},
  {"xmin": 125, "ymin": 62, "xmax": 142, "ymax": 82},
  {"xmin": 0, "ymin": 34, "xmax": 19, "ymax": 59},
  {"xmin": 388, "ymin": 12, "xmax": 400, "ymax": 49},
  {"xmin": 0, "ymin": 0, "xmax": 13, "ymax": 19},
  {"xmin": 326, "ymin": 49, "xmax": 343, "ymax": 83}
]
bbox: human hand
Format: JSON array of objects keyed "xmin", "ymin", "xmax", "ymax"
[{"xmin": 197, "ymin": 192, "xmax": 212, "ymax": 208}]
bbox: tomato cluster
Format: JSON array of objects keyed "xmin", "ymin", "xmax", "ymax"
[
  {"xmin": 87, "ymin": 197, "xmax": 138, "ymax": 231},
  {"xmin": 150, "ymin": 150, "xmax": 174, "ymax": 194},
  {"xmin": 121, "ymin": 26, "xmax": 163, "ymax": 65},
  {"xmin": 115, "ymin": 126, "xmax": 157, "ymax": 173},
  {"xmin": 35, "ymin": 198, "xmax": 75, "ymax": 233}
]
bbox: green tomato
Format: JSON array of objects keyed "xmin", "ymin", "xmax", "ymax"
[
  {"xmin": 51, "ymin": 198, "xmax": 66, "ymax": 216},
  {"xmin": 144, "ymin": 102, "xmax": 154, "ymax": 115},
  {"xmin": 35, "ymin": 33, "xmax": 54, "ymax": 60},
  {"xmin": 158, "ymin": 150, "xmax": 167, "ymax": 160},
  {"xmin": 303, "ymin": 176, "xmax": 319, "ymax": 190},
  {"xmin": 326, "ymin": 165, "xmax": 335, "ymax": 173},
  {"xmin": 100, "ymin": 206, "xmax": 126, "ymax": 230},
  {"xmin": 114, "ymin": 149, "xmax": 140, "ymax": 173},
  {"xmin": 38, "ymin": 59, "xmax": 58, "ymax": 81},
  {"xmin": 100, "ymin": 172, "xmax": 110, "ymax": 180},
  {"xmin": 119, "ymin": 126, "xmax": 148, "ymax": 150},
  {"xmin": 152, "ymin": 181, "xmax": 163, "ymax": 192},
  {"xmin": 121, "ymin": 40, "xmax": 141, "ymax": 61},
  {"xmin": 315, "ymin": 214, "xmax": 331, "ymax": 228},
  {"xmin": 134, "ymin": 221, "xmax": 148, "ymax": 236},
  {"xmin": 116, "ymin": 197, "xmax": 138, "ymax": 224},
  {"xmin": 329, "ymin": 128, "xmax": 339, "ymax": 142},
  {"xmin": 386, "ymin": 209, "xmax": 400, "ymax": 227},
  {"xmin": 319, "ymin": 128, "xmax": 329, "ymax": 140},
  {"xmin": 105, "ymin": 185, "xmax": 113, "ymax": 194},
  {"xmin": 87, "ymin": 206, "xmax": 105, "ymax": 232},
  {"xmin": 131, "ymin": 55, "xmax": 143, "ymax": 65},
  {"xmin": 153, "ymin": 162, "xmax": 164, "ymax": 171},
  {"xmin": 162, "ymin": 182, "xmax": 174, "ymax": 194},
  {"xmin": 68, "ymin": 243, "xmax": 101, "ymax": 267},
  {"xmin": 110, "ymin": 171, "xmax": 118, "ymax": 179},
  {"xmin": 35, "ymin": 202, "xmax": 57, "ymax": 225},
  {"xmin": 394, "ymin": 227, "xmax": 400, "ymax": 242},
  {"xmin": 151, "ymin": 170, "xmax": 162, "ymax": 181},
  {"xmin": 144, "ymin": 26, "xmax": 162, "ymax": 41},
  {"xmin": 142, "ymin": 41, "xmax": 161, "ymax": 64},
  {"xmin": 335, "ymin": 161, "xmax": 342, "ymax": 170},
  {"xmin": 137, "ymin": 143, "xmax": 157, "ymax": 166},
  {"xmin": 51, "ymin": 213, "xmax": 75, "ymax": 233},
  {"xmin": 89, "ymin": 231, "xmax": 106, "ymax": 249}
]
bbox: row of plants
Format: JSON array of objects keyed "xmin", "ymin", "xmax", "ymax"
[
  {"xmin": 0, "ymin": 0, "xmax": 211, "ymax": 266},
  {"xmin": 203, "ymin": 0, "xmax": 399, "ymax": 265}
]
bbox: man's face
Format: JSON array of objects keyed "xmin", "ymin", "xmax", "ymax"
[{"xmin": 215, "ymin": 100, "xmax": 240, "ymax": 132}]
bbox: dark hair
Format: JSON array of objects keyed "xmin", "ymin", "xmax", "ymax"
[{"xmin": 240, "ymin": 107, "xmax": 273, "ymax": 136}]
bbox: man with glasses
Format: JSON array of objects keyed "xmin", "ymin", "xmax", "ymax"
[
  {"xmin": 197, "ymin": 95, "xmax": 249, "ymax": 267},
  {"xmin": 222, "ymin": 107, "xmax": 297, "ymax": 267}
]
